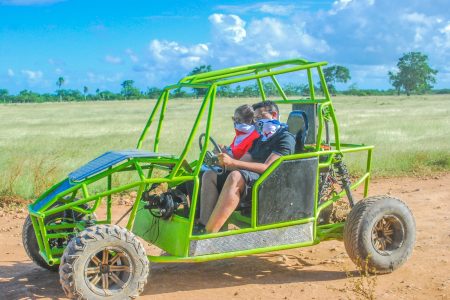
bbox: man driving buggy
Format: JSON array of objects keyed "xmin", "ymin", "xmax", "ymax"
[{"xmin": 198, "ymin": 101, "xmax": 296, "ymax": 233}]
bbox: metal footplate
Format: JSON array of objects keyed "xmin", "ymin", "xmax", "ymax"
[{"xmin": 189, "ymin": 222, "xmax": 313, "ymax": 256}]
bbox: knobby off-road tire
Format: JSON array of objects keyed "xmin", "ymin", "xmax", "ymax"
[
  {"xmin": 59, "ymin": 224, "xmax": 149, "ymax": 300},
  {"xmin": 344, "ymin": 195, "xmax": 416, "ymax": 274},
  {"xmin": 22, "ymin": 214, "xmax": 62, "ymax": 272}
]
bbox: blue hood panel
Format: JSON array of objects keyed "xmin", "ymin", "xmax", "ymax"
[{"xmin": 68, "ymin": 150, "xmax": 171, "ymax": 182}]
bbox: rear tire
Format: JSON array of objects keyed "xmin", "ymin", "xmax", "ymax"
[
  {"xmin": 59, "ymin": 224, "xmax": 149, "ymax": 300},
  {"xmin": 22, "ymin": 215, "xmax": 61, "ymax": 272},
  {"xmin": 22, "ymin": 204, "xmax": 96, "ymax": 272},
  {"xmin": 344, "ymin": 195, "xmax": 415, "ymax": 274}
]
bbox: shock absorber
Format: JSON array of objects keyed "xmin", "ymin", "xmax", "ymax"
[{"xmin": 334, "ymin": 154, "xmax": 355, "ymax": 207}]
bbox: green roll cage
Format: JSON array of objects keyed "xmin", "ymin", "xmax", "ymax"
[{"xmin": 28, "ymin": 58, "xmax": 373, "ymax": 266}]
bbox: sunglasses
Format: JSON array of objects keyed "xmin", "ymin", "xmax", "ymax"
[{"xmin": 254, "ymin": 110, "xmax": 273, "ymax": 120}]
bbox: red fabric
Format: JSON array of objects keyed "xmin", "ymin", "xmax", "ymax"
[{"xmin": 230, "ymin": 130, "xmax": 260, "ymax": 159}]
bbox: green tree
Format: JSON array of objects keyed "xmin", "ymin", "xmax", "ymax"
[
  {"xmin": 388, "ymin": 52, "xmax": 438, "ymax": 96},
  {"xmin": 18, "ymin": 89, "xmax": 43, "ymax": 103},
  {"xmin": 146, "ymin": 87, "xmax": 162, "ymax": 99},
  {"xmin": 172, "ymin": 88, "xmax": 188, "ymax": 98},
  {"xmin": 83, "ymin": 86, "xmax": 88, "ymax": 100},
  {"xmin": 262, "ymin": 82, "xmax": 277, "ymax": 97},
  {"xmin": 388, "ymin": 73, "xmax": 402, "ymax": 95},
  {"xmin": 188, "ymin": 65, "xmax": 212, "ymax": 98},
  {"xmin": 100, "ymin": 90, "xmax": 116, "ymax": 100},
  {"xmin": 217, "ymin": 85, "xmax": 232, "ymax": 97},
  {"xmin": 121, "ymin": 80, "xmax": 141, "ymax": 99},
  {"xmin": 283, "ymin": 83, "xmax": 302, "ymax": 96},
  {"xmin": 322, "ymin": 65, "xmax": 351, "ymax": 94},
  {"xmin": 234, "ymin": 85, "xmax": 242, "ymax": 97},
  {"xmin": 63, "ymin": 89, "xmax": 83, "ymax": 101},
  {"xmin": 56, "ymin": 76, "xmax": 65, "ymax": 101},
  {"xmin": 0, "ymin": 89, "xmax": 8, "ymax": 103},
  {"xmin": 242, "ymin": 84, "xmax": 258, "ymax": 97}
]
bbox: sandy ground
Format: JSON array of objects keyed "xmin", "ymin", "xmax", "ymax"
[{"xmin": 0, "ymin": 174, "xmax": 449, "ymax": 300}]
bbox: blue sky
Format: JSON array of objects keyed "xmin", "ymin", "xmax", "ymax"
[{"xmin": 1, "ymin": 0, "xmax": 449, "ymax": 93}]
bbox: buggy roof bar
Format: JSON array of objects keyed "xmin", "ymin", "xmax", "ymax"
[{"xmin": 176, "ymin": 58, "xmax": 328, "ymax": 86}]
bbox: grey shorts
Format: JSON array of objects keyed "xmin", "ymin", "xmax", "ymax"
[{"xmin": 216, "ymin": 169, "xmax": 260, "ymax": 207}]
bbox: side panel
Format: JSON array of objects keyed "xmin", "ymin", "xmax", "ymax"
[
  {"xmin": 257, "ymin": 158, "xmax": 318, "ymax": 225},
  {"xmin": 132, "ymin": 201, "xmax": 190, "ymax": 257},
  {"xmin": 189, "ymin": 222, "xmax": 313, "ymax": 256}
]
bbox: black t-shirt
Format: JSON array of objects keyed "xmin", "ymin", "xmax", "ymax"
[{"xmin": 248, "ymin": 127, "xmax": 296, "ymax": 163}]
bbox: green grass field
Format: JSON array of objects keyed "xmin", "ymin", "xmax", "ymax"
[{"xmin": 0, "ymin": 95, "xmax": 449, "ymax": 200}]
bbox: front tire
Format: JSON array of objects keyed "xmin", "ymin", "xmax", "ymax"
[
  {"xmin": 344, "ymin": 195, "xmax": 416, "ymax": 274},
  {"xmin": 59, "ymin": 225, "xmax": 149, "ymax": 300}
]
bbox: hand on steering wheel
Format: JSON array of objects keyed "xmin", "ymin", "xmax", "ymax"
[{"xmin": 199, "ymin": 133, "xmax": 225, "ymax": 174}]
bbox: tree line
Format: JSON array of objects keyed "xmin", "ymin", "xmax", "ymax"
[{"xmin": 0, "ymin": 51, "xmax": 443, "ymax": 104}]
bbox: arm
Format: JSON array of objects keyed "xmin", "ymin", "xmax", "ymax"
[
  {"xmin": 218, "ymin": 152, "xmax": 281, "ymax": 174},
  {"xmin": 239, "ymin": 152, "xmax": 253, "ymax": 162}
]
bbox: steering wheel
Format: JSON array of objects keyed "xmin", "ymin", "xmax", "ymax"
[{"xmin": 199, "ymin": 133, "xmax": 224, "ymax": 174}]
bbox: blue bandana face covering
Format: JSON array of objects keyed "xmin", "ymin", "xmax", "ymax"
[{"xmin": 256, "ymin": 119, "xmax": 281, "ymax": 141}]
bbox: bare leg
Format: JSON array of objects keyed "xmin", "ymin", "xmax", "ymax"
[
  {"xmin": 206, "ymin": 171, "xmax": 245, "ymax": 233},
  {"xmin": 199, "ymin": 170, "xmax": 219, "ymax": 225}
]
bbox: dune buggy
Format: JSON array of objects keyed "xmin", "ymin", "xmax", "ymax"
[{"xmin": 23, "ymin": 58, "xmax": 416, "ymax": 299}]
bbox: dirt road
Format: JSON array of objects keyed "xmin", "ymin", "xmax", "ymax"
[{"xmin": 0, "ymin": 175, "xmax": 449, "ymax": 300}]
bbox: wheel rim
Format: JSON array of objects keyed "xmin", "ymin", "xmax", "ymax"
[
  {"xmin": 84, "ymin": 247, "xmax": 133, "ymax": 295},
  {"xmin": 371, "ymin": 215, "xmax": 405, "ymax": 255}
]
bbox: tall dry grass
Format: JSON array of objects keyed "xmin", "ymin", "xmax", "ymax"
[{"xmin": 0, "ymin": 95, "xmax": 449, "ymax": 201}]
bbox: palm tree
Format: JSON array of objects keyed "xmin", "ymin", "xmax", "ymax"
[
  {"xmin": 56, "ymin": 76, "xmax": 65, "ymax": 101},
  {"xmin": 83, "ymin": 86, "xmax": 88, "ymax": 100}
]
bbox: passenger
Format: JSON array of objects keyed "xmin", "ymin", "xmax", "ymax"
[
  {"xmin": 183, "ymin": 104, "xmax": 259, "ymax": 219},
  {"xmin": 224, "ymin": 104, "xmax": 260, "ymax": 159},
  {"xmin": 198, "ymin": 101, "xmax": 295, "ymax": 233}
]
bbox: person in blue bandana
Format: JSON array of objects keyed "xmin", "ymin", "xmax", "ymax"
[{"xmin": 198, "ymin": 100, "xmax": 295, "ymax": 233}]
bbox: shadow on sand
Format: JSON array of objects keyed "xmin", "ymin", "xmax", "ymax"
[
  {"xmin": 0, "ymin": 254, "xmax": 348, "ymax": 299},
  {"xmin": 143, "ymin": 253, "xmax": 347, "ymax": 296}
]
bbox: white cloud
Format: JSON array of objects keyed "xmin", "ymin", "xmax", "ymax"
[
  {"xmin": 126, "ymin": 0, "xmax": 449, "ymax": 89},
  {"xmin": 148, "ymin": 40, "xmax": 209, "ymax": 68},
  {"xmin": 434, "ymin": 22, "xmax": 450, "ymax": 49},
  {"xmin": 7, "ymin": 69, "xmax": 14, "ymax": 77},
  {"xmin": 21, "ymin": 69, "xmax": 43, "ymax": 81},
  {"xmin": 259, "ymin": 4, "xmax": 294, "ymax": 16},
  {"xmin": 441, "ymin": 23, "xmax": 450, "ymax": 34},
  {"xmin": 125, "ymin": 39, "xmax": 211, "ymax": 86},
  {"xmin": 402, "ymin": 12, "xmax": 435, "ymax": 27},
  {"xmin": 105, "ymin": 55, "xmax": 122, "ymax": 64},
  {"xmin": 125, "ymin": 49, "xmax": 139, "ymax": 63},
  {"xmin": 207, "ymin": 15, "xmax": 329, "ymax": 65},
  {"xmin": 150, "ymin": 40, "xmax": 188, "ymax": 61},
  {"xmin": 209, "ymin": 14, "xmax": 246, "ymax": 43},
  {"xmin": 329, "ymin": 0, "xmax": 353, "ymax": 15},
  {"xmin": 132, "ymin": 13, "xmax": 332, "ymax": 86}
]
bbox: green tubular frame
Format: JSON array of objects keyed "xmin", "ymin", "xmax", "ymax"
[{"xmin": 28, "ymin": 58, "xmax": 374, "ymax": 266}]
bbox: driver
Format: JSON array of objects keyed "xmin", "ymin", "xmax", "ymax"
[{"xmin": 198, "ymin": 100, "xmax": 295, "ymax": 233}]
